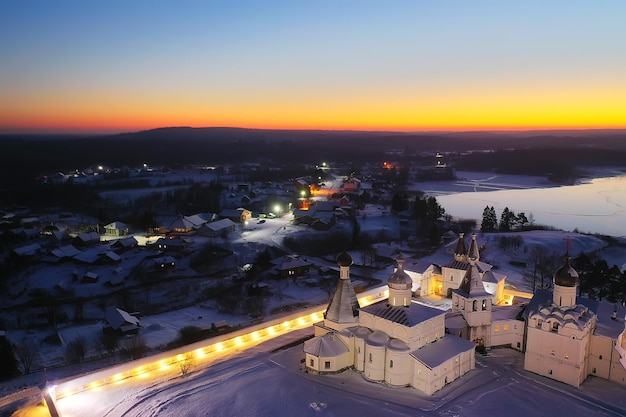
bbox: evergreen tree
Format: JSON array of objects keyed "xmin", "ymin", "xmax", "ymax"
[
  {"xmin": 481, "ymin": 206, "xmax": 497, "ymax": 232},
  {"xmin": 499, "ymin": 207, "xmax": 515, "ymax": 231},
  {"xmin": 425, "ymin": 197, "xmax": 445, "ymax": 221},
  {"xmin": 391, "ymin": 193, "xmax": 408, "ymax": 213}
]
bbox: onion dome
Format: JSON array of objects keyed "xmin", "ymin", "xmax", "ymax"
[
  {"xmin": 553, "ymin": 254, "xmax": 579, "ymax": 287},
  {"xmin": 388, "ymin": 253, "xmax": 412, "ymax": 290},
  {"xmin": 366, "ymin": 331, "xmax": 390, "ymax": 347},
  {"xmin": 336, "ymin": 251, "xmax": 353, "ymax": 267}
]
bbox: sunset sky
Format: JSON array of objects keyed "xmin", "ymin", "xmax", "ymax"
[{"xmin": 1, "ymin": 1, "xmax": 625, "ymax": 134}]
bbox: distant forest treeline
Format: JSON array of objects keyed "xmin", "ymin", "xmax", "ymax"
[
  {"xmin": 1, "ymin": 127, "xmax": 625, "ymax": 189},
  {"xmin": 454, "ymin": 147, "xmax": 626, "ymax": 181}
]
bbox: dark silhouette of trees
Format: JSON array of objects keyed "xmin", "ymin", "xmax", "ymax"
[
  {"xmin": 573, "ymin": 253, "xmax": 626, "ymax": 303},
  {"xmin": 524, "ymin": 248, "xmax": 559, "ymax": 292},
  {"xmin": 481, "ymin": 206, "xmax": 532, "ymax": 232},
  {"xmin": 391, "ymin": 193, "xmax": 408, "ymax": 213},
  {"xmin": 0, "ymin": 334, "xmax": 19, "ymax": 379},
  {"xmin": 499, "ymin": 207, "xmax": 515, "ymax": 231},
  {"xmin": 481, "ymin": 206, "xmax": 498, "ymax": 232}
]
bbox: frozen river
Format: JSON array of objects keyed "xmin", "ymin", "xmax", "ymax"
[{"xmin": 425, "ymin": 171, "xmax": 626, "ymax": 237}]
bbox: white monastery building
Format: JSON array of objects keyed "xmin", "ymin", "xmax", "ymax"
[
  {"xmin": 305, "ymin": 233, "xmax": 626, "ymax": 393},
  {"xmin": 304, "ymin": 252, "xmax": 476, "ymax": 395}
]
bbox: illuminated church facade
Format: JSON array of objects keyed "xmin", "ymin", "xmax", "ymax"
[
  {"xmin": 304, "ymin": 252, "xmax": 475, "ymax": 395},
  {"xmin": 305, "ymin": 233, "xmax": 626, "ymax": 393}
]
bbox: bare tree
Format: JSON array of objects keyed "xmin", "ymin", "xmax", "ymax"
[
  {"xmin": 120, "ymin": 335, "xmax": 148, "ymax": 360},
  {"xmin": 65, "ymin": 336, "xmax": 87, "ymax": 364},
  {"xmin": 14, "ymin": 338, "xmax": 39, "ymax": 374},
  {"xmin": 524, "ymin": 247, "xmax": 559, "ymax": 292},
  {"xmin": 179, "ymin": 352, "xmax": 194, "ymax": 376},
  {"xmin": 96, "ymin": 332, "xmax": 120, "ymax": 358}
]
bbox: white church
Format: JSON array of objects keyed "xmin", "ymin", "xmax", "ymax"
[
  {"xmin": 304, "ymin": 251, "xmax": 476, "ymax": 395},
  {"xmin": 304, "ymin": 233, "xmax": 626, "ymax": 394}
]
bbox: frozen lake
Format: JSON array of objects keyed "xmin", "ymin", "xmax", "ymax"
[{"xmin": 431, "ymin": 172, "xmax": 626, "ymax": 237}]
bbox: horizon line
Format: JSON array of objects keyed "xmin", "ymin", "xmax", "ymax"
[{"xmin": 2, "ymin": 125, "xmax": 626, "ymax": 136}]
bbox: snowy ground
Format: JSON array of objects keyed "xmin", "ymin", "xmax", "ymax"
[{"xmin": 15, "ymin": 328, "xmax": 626, "ymax": 417}]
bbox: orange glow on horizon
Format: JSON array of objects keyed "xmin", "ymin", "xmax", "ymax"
[{"xmin": 3, "ymin": 119, "xmax": 626, "ymax": 134}]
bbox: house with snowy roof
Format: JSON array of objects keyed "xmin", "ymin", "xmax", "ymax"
[
  {"xmin": 104, "ymin": 221, "xmax": 129, "ymax": 236},
  {"xmin": 104, "ymin": 306, "xmax": 141, "ymax": 334},
  {"xmin": 270, "ymin": 255, "xmax": 312, "ymax": 279},
  {"xmin": 199, "ymin": 218, "xmax": 237, "ymax": 237},
  {"xmin": 168, "ymin": 215, "xmax": 195, "ymax": 234}
]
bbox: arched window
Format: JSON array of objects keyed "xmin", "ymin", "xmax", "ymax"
[
  {"xmin": 369, "ymin": 353, "xmax": 372, "ymax": 363},
  {"xmin": 482, "ymin": 299, "xmax": 487, "ymax": 310},
  {"xmin": 390, "ymin": 360, "xmax": 394, "ymax": 368},
  {"xmin": 472, "ymin": 300, "xmax": 477, "ymax": 311}
]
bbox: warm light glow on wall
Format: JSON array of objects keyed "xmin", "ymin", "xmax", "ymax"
[{"xmin": 159, "ymin": 359, "xmax": 171, "ymax": 370}]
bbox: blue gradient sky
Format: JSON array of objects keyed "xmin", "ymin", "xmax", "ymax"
[{"xmin": 1, "ymin": 1, "xmax": 625, "ymax": 133}]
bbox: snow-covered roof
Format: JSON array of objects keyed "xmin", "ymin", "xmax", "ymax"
[
  {"xmin": 104, "ymin": 221, "xmax": 128, "ymax": 230},
  {"xmin": 105, "ymin": 306, "xmax": 140, "ymax": 331},
  {"xmin": 325, "ymin": 277, "xmax": 360, "ymax": 324},
  {"xmin": 169, "ymin": 215, "xmax": 195, "ymax": 230},
  {"xmin": 457, "ymin": 262, "xmax": 491, "ymax": 297},
  {"xmin": 76, "ymin": 231, "xmax": 100, "ymax": 243},
  {"xmin": 104, "ymin": 251, "xmax": 121, "ymax": 262},
  {"xmin": 271, "ymin": 255, "xmax": 311, "ymax": 271},
  {"xmin": 594, "ymin": 302, "xmax": 626, "ymax": 339},
  {"xmin": 50, "ymin": 244, "xmax": 82, "ymax": 259},
  {"xmin": 111, "ymin": 236, "xmax": 138, "ymax": 248},
  {"xmin": 445, "ymin": 311, "xmax": 468, "ymax": 330},
  {"xmin": 205, "ymin": 218, "xmax": 236, "ymax": 232},
  {"xmin": 12, "ymin": 243, "xmax": 43, "ymax": 256},
  {"xmin": 361, "ymin": 300, "xmax": 446, "ymax": 327},
  {"xmin": 74, "ymin": 250, "xmax": 102, "ymax": 264},
  {"xmin": 411, "ymin": 336, "xmax": 476, "ymax": 369},
  {"xmin": 303, "ymin": 333, "xmax": 349, "ymax": 357},
  {"xmin": 184, "ymin": 215, "xmax": 209, "ymax": 227},
  {"xmin": 404, "ymin": 258, "xmax": 433, "ymax": 274}
]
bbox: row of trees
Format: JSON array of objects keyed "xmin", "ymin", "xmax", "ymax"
[
  {"xmin": 523, "ymin": 249, "xmax": 626, "ymax": 305},
  {"xmin": 481, "ymin": 206, "xmax": 531, "ymax": 232},
  {"xmin": 573, "ymin": 253, "xmax": 626, "ymax": 304}
]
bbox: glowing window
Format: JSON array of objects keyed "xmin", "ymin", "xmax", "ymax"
[
  {"xmin": 550, "ymin": 349, "xmax": 556, "ymax": 356},
  {"xmin": 494, "ymin": 325, "xmax": 499, "ymax": 332},
  {"xmin": 503, "ymin": 324, "xmax": 508, "ymax": 331},
  {"xmin": 564, "ymin": 353, "xmax": 569, "ymax": 359}
]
